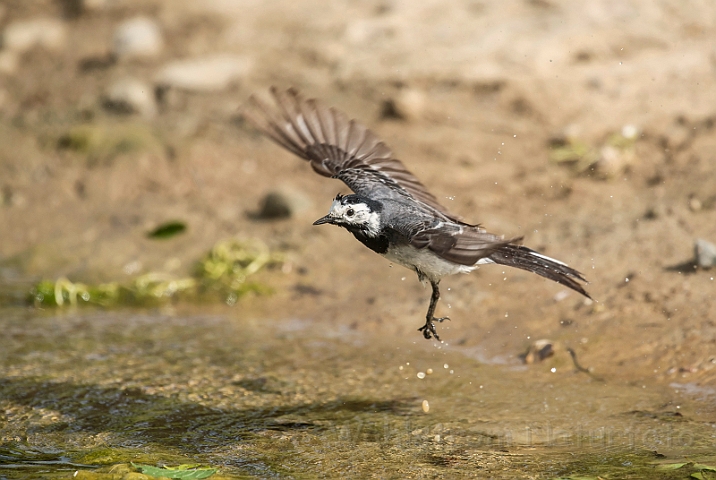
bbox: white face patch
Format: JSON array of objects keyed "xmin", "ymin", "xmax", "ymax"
[{"xmin": 325, "ymin": 198, "xmax": 382, "ymax": 237}]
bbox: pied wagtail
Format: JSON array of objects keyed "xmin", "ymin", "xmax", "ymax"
[{"xmin": 243, "ymin": 87, "xmax": 591, "ymax": 340}]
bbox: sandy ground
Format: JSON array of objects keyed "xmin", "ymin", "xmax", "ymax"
[{"xmin": 1, "ymin": 0, "xmax": 715, "ymax": 387}]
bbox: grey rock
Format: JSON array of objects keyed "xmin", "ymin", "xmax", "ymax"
[
  {"xmin": 103, "ymin": 77, "xmax": 156, "ymax": 117},
  {"xmin": 255, "ymin": 188, "xmax": 312, "ymax": 220},
  {"xmin": 112, "ymin": 16, "xmax": 163, "ymax": 59},
  {"xmin": 695, "ymin": 239, "xmax": 716, "ymax": 269},
  {"xmin": 381, "ymin": 88, "xmax": 426, "ymax": 121},
  {"xmin": 2, "ymin": 18, "xmax": 68, "ymax": 53},
  {"xmin": 155, "ymin": 54, "xmax": 252, "ymax": 92}
]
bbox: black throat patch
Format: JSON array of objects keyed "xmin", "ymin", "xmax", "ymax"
[{"xmin": 345, "ymin": 226, "xmax": 389, "ymax": 254}]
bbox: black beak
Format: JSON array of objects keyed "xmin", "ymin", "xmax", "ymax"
[{"xmin": 313, "ymin": 215, "xmax": 334, "ymax": 226}]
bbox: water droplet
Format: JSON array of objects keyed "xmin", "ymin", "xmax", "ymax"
[
  {"xmin": 550, "ymin": 367, "xmax": 557, "ymax": 373},
  {"xmin": 449, "ymin": 370, "xmax": 454, "ymax": 374},
  {"xmin": 399, "ymin": 365, "xmax": 404, "ymax": 370},
  {"xmin": 417, "ymin": 372, "xmax": 426, "ymax": 379},
  {"xmin": 426, "ymin": 368, "xmax": 433, "ymax": 375},
  {"xmin": 422, "ymin": 400, "xmax": 430, "ymax": 413},
  {"xmin": 443, "ymin": 363, "xmax": 449, "ymax": 369}
]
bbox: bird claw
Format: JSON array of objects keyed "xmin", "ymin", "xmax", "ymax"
[{"xmin": 418, "ymin": 316, "xmax": 450, "ymax": 341}]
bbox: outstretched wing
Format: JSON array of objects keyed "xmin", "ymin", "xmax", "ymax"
[{"xmin": 242, "ymin": 87, "xmax": 463, "ymax": 221}]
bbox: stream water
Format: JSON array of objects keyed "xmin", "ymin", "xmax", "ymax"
[{"xmin": 1, "ymin": 305, "xmax": 714, "ymax": 478}]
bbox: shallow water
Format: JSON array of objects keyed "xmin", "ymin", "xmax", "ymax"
[{"xmin": 0, "ymin": 306, "xmax": 714, "ymax": 479}]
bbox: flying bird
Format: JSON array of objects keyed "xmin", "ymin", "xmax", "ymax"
[{"xmin": 243, "ymin": 87, "xmax": 590, "ymax": 340}]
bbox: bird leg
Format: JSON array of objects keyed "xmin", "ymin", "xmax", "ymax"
[{"xmin": 418, "ymin": 280, "xmax": 450, "ymax": 340}]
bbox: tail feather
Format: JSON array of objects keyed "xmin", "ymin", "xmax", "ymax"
[{"xmin": 489, "ymin": 244, "xmax": 592, "ymax": 299}]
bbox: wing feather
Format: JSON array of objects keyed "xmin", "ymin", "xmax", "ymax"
[
  {"xmin": 409, "ymin": 225, "xmax": 511, "ymax": 265},
  {"xmin": 242, "ymin": 87, "xmax": 463, "ymax": 221}
]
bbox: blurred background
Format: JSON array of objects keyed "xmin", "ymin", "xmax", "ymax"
[
  {"xmin": 1, "ymin": 0, "xmax": 715, "ymax": 377},
  {"xmin": 1, "ymin": 0, "xmax": 716, "ymax": 477}
]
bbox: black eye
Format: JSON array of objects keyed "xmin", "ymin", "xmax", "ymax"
[{"xmin": 346, "ymin": 208, "xmax": 355, "ymax": 217}]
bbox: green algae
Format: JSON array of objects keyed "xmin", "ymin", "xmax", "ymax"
[
  {"xmin": 57, "ymin": 124, "xmax": 161, "ymax": 164},
  {"xmin": 131, "ymin": 463, "xmax": 217, "ymax": 479},
  {"xmin": 1, "ymin": 307, "xmax": 715, "ymax": 478},
  {"xmin": 25, "ymin": 239, "xmax": 282, "ymax": 308}
]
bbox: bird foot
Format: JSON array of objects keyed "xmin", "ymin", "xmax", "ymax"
[{"xmin": 418, "ymin": 316, "xmax": 450, "ymax": 341}]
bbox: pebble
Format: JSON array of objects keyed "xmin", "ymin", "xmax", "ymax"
[
  {"xmin": 255, "ymin": 188, "xmax": 312, "ymax": 220},
  {"xmin": 594, "ymin": 144, "xmax": 634, "ymax": 178},
  {"xmin": 103, "ymin": 77, "xmax": 157, "ymax": 117},
  {"xmin": 113, "ymin": 16, "xmax": 163, "ymax": 59},
  {"xmin": 381, "ymin": 88, "xmax": 426, "ymax": 121},
  {"xmin": 522, "ymin": 339, "xmax": 555, "ymax": 364},
  {"xmin": 2, "ymin": 18, "xmax": 68, "ymax": 53},
  {"xmin": 688, "ymin": 196, "xmax": 702, "ymax": 212},
  {"xmin": 155, "ymin": 54, "xmax": 252, "ymax": 92},
  {"xmin": 695, "ymin": 239, "xmax": 716, "ymax": 269}
]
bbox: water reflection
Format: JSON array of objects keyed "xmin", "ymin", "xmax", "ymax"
[{"xmin": 0, "ymin": 307, "xmax": 714, "ymax": 478}]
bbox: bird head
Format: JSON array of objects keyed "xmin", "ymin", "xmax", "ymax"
[{"xmin": 313, "ymin": 194, "xmax": 382, "ymax": 237}]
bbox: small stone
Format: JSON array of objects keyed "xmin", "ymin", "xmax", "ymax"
[
  {"xmin": 381, "ymin": 88, "xmax": 426, "ymax": 121},
  {"xmin": 2, "ymin": 18, "xmax": 68, "ymax": 53},
  {"xmin": 155, "ymin": 54, "xmax": 252, "ymax": 92},
  {"xmin": 621, "ymin": 124, "xmax": 639, "ymax": 139},
  {"xmin": 594, "ymin": 144, "xmax": 634, "ymax": 178},
  {"xmin": 103, "ymin": 77, "xmax": 157, "ymax": 117},
  {"xmin": 695, "ymin": 239, "xmax": 716, "ymax": 269},
  {"xmin": 522, "ymin": 339, "xmax": 555, "ymax": 364},
  {"xmin": 255, "ymin": 188, "xmax": 312, "ymax": 220},
  {"xmin": 688, "ymin": 196, "xmax": 702, "ymax": 212},
  {"xmin": 113, "ymin": 16, "xmax": 163, "ymax": 59}
]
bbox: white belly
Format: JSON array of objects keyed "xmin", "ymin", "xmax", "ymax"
[{"xmin": 383, "ymin": 243, "xmax": 479, "ymax": 283}]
